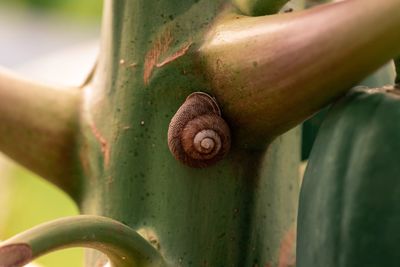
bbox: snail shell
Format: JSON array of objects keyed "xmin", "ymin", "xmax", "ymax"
[{"xmin": 168, "ymin": 92, "xmax": 231, "ymax": 168}]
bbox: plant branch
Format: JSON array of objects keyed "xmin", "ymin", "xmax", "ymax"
[
  {"xmin": 0, "ymin": 68, "xmax": 81, "ymax": 198},
  {"xmin": 200, "ymin": 0, "xmax": 400, "ymax": 148},
  {"xmin": 0, "ymin": 216, "xmax": 167, "ymax": 267}
]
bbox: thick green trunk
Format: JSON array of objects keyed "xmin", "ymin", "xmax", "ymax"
[{"xmin": 79, "ymin": 1, "xmax": 300, "ymax": 265}]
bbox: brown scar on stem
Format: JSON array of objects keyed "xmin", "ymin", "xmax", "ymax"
[
  {"xmin": 156, "ymin": 42, "xmax": 193, "ymax": 68},
  {"xmin": 143, "ymin": 29, "xmax": 173, "ymax": 85},
  {"xmin": 89, "ymin": 121, "xmax": 110, "ymax": 167},
  {"xmin": 277, "ymin": 226, "xmax": 296, "ymax": 267},
  {"xmin": 0, "ymin": 243, "xmax": 33, "ymax": 267}
]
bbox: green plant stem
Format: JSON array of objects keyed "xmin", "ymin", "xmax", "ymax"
[
  {"xmin": 0, "ymin": 68, "xmax": 81, "ymax": 198},
  {"xmin": 200, "ymin": 0, "xmax": 400, "ymax": 148},
  {"xmin": 0, "ymin": 215, "xmax": 167, "ymax": 267}
]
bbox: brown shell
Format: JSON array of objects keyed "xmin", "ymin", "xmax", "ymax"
[{"xmin": 167, "ymin": 92, "xmax": 231, "ymax": 168}]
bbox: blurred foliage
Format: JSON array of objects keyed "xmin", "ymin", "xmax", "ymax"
[
  {"xmin": 0, "ymin": 155, "xmax": 83, "ymax": 267},
  {"xmin": 1, "ymin": 0, "xmax": 103, "ymax": 20}
]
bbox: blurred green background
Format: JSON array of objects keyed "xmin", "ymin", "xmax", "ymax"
[
  {"xmin": 0, "ymin": 0, "xmax": 102, "ymax": 266},
  {"xmin": 0, "ymin": 156, "xmax": 83, "ymax": 267},
  {"xmin": 1, "ymin": 0, "xmax": 102, "ymax": 20}
]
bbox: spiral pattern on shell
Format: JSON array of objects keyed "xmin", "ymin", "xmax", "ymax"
[{"xmin": 168, "ymin": 92, "xmax": 231, "ymax": 168}]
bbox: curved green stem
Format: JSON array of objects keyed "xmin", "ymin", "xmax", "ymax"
[{"xmin": 0, "ymin": 216, "xmax": 167, "ymax": 267}]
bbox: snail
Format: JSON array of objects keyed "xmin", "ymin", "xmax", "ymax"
[{"xmin": 168, "ymin": 92, "xmax": 231, "ymax": 168}]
